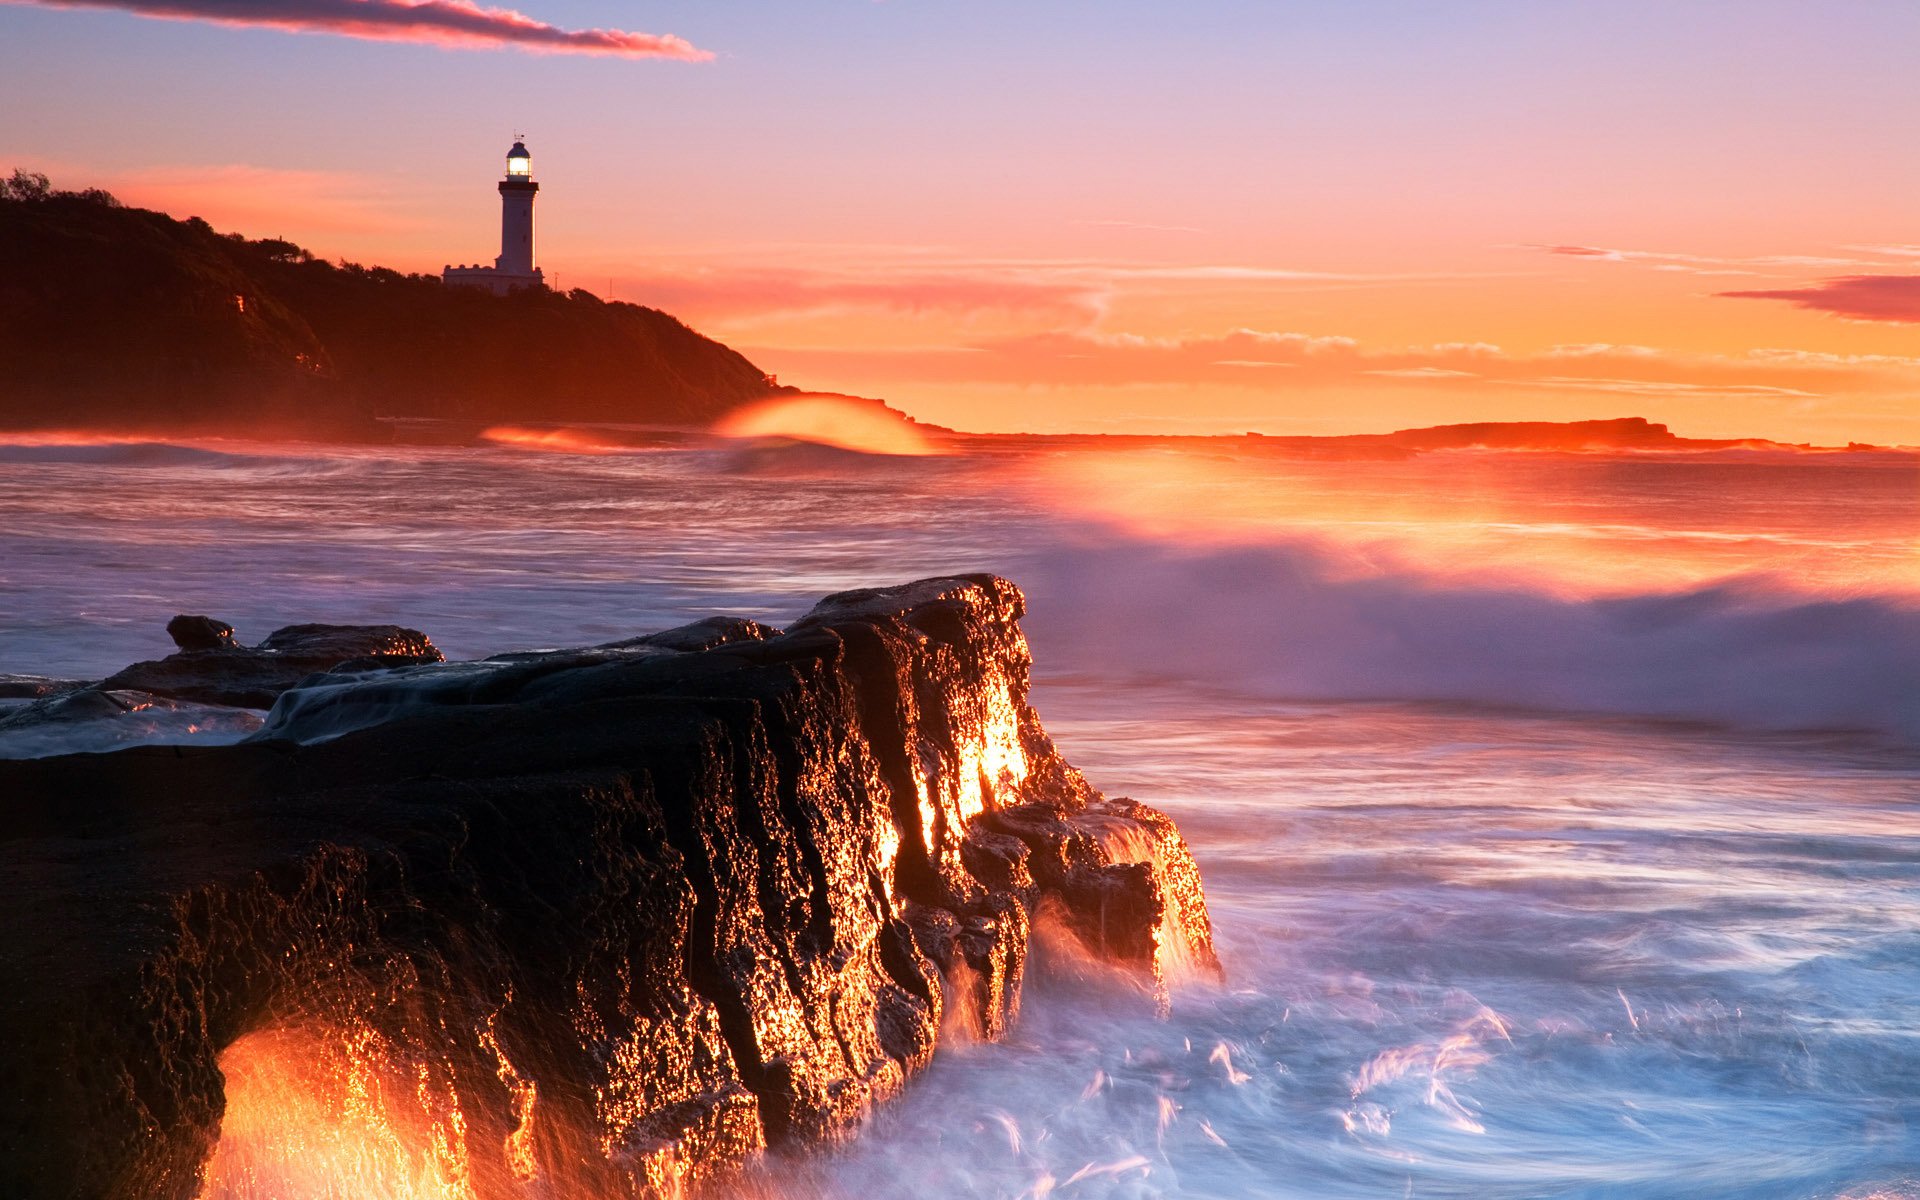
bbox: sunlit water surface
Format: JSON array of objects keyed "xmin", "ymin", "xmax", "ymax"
[{"xmin": 2, "ymin": 435, "xmax": 1917, "ymax": 1198}]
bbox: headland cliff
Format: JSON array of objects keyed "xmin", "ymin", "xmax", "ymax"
[{"xmin": 0, "ymin": 173, "xmax": 781, "ymax": 439}]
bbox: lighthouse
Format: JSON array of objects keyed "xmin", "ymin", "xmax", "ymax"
[{"xmin": 443, "ymin": 140, "xmax": 547, "ymax": 295}]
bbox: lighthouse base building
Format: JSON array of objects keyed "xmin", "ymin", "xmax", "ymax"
[
  {"xmin": 443, "ymin": 262, "xmax": 544, "ymax": 296},
  {"xmin": 444, "ymin": 140, "xmax": 546, "ymax": 296}
]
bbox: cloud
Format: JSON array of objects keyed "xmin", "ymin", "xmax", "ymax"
[
  {"xmin": 1533, "ymin": 243, "xmax": 1893, "ymax": 275},
  {"xmin": 1367, "ymin": 366, "xmax": 1478, "ymax": 379},
  {"xmin": 1542, "ymin": 242, "xmax": 1920, "ymax": 323},
  {"xmin": 746, "ymin": 326, "xmax": 1920, "ymax": 404},
  {"xmin": 8, "ymin": 0, "xmax": 711, "ymax": 58},
  {"xmin": 1508, "ymin": 377, "xmax": 1820, "ymax": 400},
  {"xmin": 1720, "ymin": 276, "xmax": 1920, "ymax": 324},
  {"xmin": 1748, "ymin": 348, "xmax": 1920, "ymax": 369},
  {"xmin": 600, "ymin": 255, "xmax": 1444, "ymax": 335},
  {"xmin": 1546, "ymin": 343, "xmax": 1660, "ymax": 358}
]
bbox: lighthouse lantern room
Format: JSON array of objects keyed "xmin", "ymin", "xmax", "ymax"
[{"xmin": 443, "ymin": 140, "xmax": 547, "ymax": 295}]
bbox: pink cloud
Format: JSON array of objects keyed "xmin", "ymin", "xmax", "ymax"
[
  {"xmin": 1534, "ymin": 244, "xmax": 1889, "ymax": 275},
  {"xmin": 1721, "ymin": 276, "xmax": 1920, "ymax": 323},
  {"xmin": 7, "ymin": 0, "xmax": 711, "ymax": 59}
]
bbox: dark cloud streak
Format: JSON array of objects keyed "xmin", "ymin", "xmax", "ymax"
[
  {"xmin": 1722, "ymin": 276, "xmax": 1920, "ymax": 323},
  {"xmin": 6, "ymin": 0, "xmax": 712, "ymax": 59}
]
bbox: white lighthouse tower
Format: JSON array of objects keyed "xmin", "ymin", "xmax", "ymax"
[{"xmin": 443, "ymin": 140, "xmax": 547, "ymax": 295}]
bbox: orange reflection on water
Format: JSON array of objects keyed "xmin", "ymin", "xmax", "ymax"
[{"xmin": 1007, "ymin": 446, "xmax": 1920, "ymax": 597}]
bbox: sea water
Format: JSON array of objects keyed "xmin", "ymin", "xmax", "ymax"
[{"xmin": 1, "ymin": 432, "xmax": 1916, "ymax": 1198}]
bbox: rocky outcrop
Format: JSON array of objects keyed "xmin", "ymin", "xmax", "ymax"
[
  {"xmin": 0, "ymin": 621, "xmax": 444, "ymax": 755},
  {"xmin": 0, "ymin": 576, "xmax": 1215, "ymax": 1200},
  {"xmin": 94, "ymin": 620, "xmax": 442, "ymax": 708}
]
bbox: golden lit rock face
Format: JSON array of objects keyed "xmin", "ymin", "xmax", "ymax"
[
  {"xmin": 0, "ymin": 576, "xmax": 1215, "ymax": 1200},
  {"xmin": 198, "ymin": 1025, "xmax": 478, "ymax": 1200}
]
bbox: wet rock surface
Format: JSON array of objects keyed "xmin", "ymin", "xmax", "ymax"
[
  {"xmin": 98, "ymin": 619, "xmax": 443, "ymax": 708},
  {"xmin": 0, "ymin": 576, "xmax": 1215, "ymax": 1200},
  {"xmin": 164, "ymin": 615, "xmax": 237, "ymax": 652},
  {"xmin": 0, "ymin": 674, "xmax": 88, "ymax": 701},
  {"xmin": 0, "ymin": 620, "xmax": 442, "ymax": 752}
]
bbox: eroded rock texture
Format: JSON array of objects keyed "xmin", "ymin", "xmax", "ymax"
[{"xmin": 0, "ymin": 576, "xmax": 1215, "ymax": 1200}]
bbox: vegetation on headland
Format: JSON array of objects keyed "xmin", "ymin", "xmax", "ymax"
[{"xmin": 0, "ymin": 171, "xmax": 780, "ymax": 438}]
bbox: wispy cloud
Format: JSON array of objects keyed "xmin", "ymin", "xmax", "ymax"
[
  {"xmin": 1546, "ymin": 343, "xmax": 1660, "ymax": 358},
  {"xmin": 1748, "ymin": 348, "xmax": 1920, "ymax": 368},
  {"xmin": 1367, "ymin": 366, "xmax": 1478, "ymax": 379},
  {"xmin": 1721, "ymin": 276, "xmax": 1920, "ymax": 324},
  {"xmin": 6, "ymin": 0, "xmax": 712, "ymax": 59},
  {"xmin": 602, "ymin": 254, "xmax": 1467, "ymax": 333},
  {"xmin": 746, "ymin": 327, "xmax": 1920, "ymax": 404},
  {"xmin": 1842, "ymin": 245, "xmax": 1920, "ymax": 259},
  {"xmin": 1508, "ymin": 377, "xmax": 1820, "ymax": 400},
  {"xmin": 1533, "ymin": 243, "xmax": 1894, "ymax": 276}
]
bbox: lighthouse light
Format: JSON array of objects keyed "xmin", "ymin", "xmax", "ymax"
[{"xmin": 507, "ymin": 155, "xmax": 531, "ymax": 178}]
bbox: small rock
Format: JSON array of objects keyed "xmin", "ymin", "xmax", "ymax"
[
  {"xmin": 256, "ymin": 623, "xmax": 438, "ymax": 663},
  {"xmin": 166, "ymin": 615, "xmax": 238, "ymax": 651}
]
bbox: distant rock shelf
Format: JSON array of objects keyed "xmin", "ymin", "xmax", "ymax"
[
  {"xmin": 0, "ymin": 576, "xmax": 1218, "ymax": 1199},
  {"xmin": 1000, "ymin": 415, "xmax": 1897, "ymax": 459}
]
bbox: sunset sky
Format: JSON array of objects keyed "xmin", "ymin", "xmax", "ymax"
[{"xmin": 5, "ymin": 0, "xmax": 1919, "ymax": 443}]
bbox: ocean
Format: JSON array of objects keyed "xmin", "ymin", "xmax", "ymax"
[{"xmin": 2, "ymin": 430, "xmax": 1916, "ymax": 1199}]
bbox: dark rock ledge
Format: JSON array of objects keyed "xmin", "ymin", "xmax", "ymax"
[
  {"xmin": 103, "ymin": 618, "xmax": 445, "ymax": 708},
  {"xmin": 0, "ymin": 575, "xmax": 1216, "ymax": 1200},
  {"xmin": 0, "ymin": 618, "xmax": 444, "ymax": 750}
]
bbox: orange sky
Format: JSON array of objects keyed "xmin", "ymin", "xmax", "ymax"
[{"xmin": 5, "ymin": 0, "xmax": 1919, "ymax": 443}]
